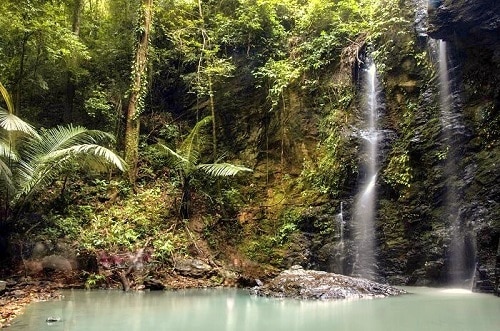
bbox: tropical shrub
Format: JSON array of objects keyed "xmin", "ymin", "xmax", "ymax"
[
  {"xmin": 157, "ymin": 116, "xmax": 252, "ymax": 219},
  {"xmin": 0, "ymin": 82, "xmax": 125, "ymax": 220}
]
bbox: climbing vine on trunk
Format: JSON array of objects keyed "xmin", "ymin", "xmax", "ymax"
[{"xmin": 124, "ymin": 0, "xmax": 153, "ymax": 185}]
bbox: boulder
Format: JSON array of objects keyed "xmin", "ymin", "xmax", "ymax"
[
  {"xmin": 143, "ymin": 278, "xmax": 166, "ymax": 291},
  {"xmin": 251, "ymin": 265, "xmax": 406, "ymax": 300},
  {"xmin": 41, "ymin": 255, "xmax": 72, "ymax": 272},
  {"xmin": 174, "ymin": 258, "xmax": 212, "ymax": 278}
]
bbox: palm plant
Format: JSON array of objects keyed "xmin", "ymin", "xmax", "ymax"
[
  {"xmin": 15, "ymin": 125, "xmax": 126, "ymax": 201},
  {"xmin": 158, "ymin": 116, "xmax": 252, "ymax": 219},
  {"xmin": 0, "ymin": 82, "xmax": 125, "ymax": 219}
]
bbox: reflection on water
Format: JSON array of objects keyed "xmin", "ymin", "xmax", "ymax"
[
  {"xmin": 440, "ymin": 288, "xmax": 473, "ymax": 294},
  {"xmin": 8, "ymin": 287, "xmax": 500, "ymax": 331}
]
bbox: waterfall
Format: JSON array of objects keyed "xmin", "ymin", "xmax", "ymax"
[
  {"xmin": 338, "ymin": 202, "xmax": 344, "ymax": 244},
  {"xmin": 334, "ymin": 202, "xmax": 345, "ymax": 274},
  {"xmin": 436, "ymin": 40, "xmax": 476, "ymax": 287},
  {"xmin": 438, "ymin": 40, "xmax": 452, "ymax": 122},
  {"xmin": 352, "ymin": 62, "xmax": 381, "ymax": 280}
]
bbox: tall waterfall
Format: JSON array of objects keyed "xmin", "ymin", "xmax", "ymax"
[
  {"xmin": 436, "ymin": 40, "xmax": 475, "ymax": 287},
  {"xmin": 352, "ymin": 62, "xmax": 381, "ymax": 280}
]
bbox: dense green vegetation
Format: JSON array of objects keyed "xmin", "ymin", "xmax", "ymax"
[
  {"xmin": 0, "ymin": 82, "xmax": 125, "ymax": 218},
  {"xmin": 0, "ymin": 0, "xmax": 378, "ymax": 248},
  {"xmin": 0, "ymin": 0, "xmax": 498, "ymax": 289}
]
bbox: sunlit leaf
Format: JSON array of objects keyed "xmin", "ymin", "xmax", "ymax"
[{"xmin": 197, "ymin": 163, "xmax": 252, "ymax": 177}]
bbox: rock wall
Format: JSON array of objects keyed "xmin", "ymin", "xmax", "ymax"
[
  {"xmin": 428, "ymin": 0, "xmax": 500, "ymax": 51},
  {"xmin": 269, "ymin": 0, "xmax": 499, "ymax": 291},
  {"xmin": 427, "ymin": 0, "xmax": 500, "ymax": 291}
]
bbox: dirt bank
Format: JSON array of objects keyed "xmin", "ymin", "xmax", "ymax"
[{"xmin": 0, "ymin": 278, "xmax": 63, "ymax": 328}]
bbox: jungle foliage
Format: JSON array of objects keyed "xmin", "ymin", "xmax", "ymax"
[
  {"xmin": 1, "ymin": 0, "xmax": 496, "ymax": 283},
  {"xmin": 0, "ymin": 0, "xmax": 386, "ymax": 216},
  {"xmin": 0, "ymin": 82, "xmax": 125, "ymax": 220},
  {"xmin": 0, "ymin": 0, "xmax": 420, "ymax": 257}
]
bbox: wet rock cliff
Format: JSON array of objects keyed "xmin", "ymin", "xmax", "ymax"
[
  {"xmin": 427, "ymin": 0, "xmax": 500, "ymax": 292},
  {"xmin": 257, "ymin": 0, "xmax": 500, "ymax": 292}
]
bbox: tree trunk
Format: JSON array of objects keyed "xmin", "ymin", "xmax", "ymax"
[
  {"xmin": 197, "ymin": 0, "xmax": 217, "ymax": 160},
  {"xmin": 281, "ymin": 91, "xmax": 285, "ymax": 175},
  {"xmin": 64, "ymin": 0, "xmax": 84, "ymax": 123},
  {"xmin": 15, "ymin": 33, "xmax": 30, "ymax": 115},
  {"xmin": 180, "ymin": 177, "xmax": 191, "ymax": 219},
  {"xmin": 208, "ymin": 75, "xmax": 217, "ymax": 160},
  {"xmin": 124, "ymin": 0, "xmax": 153, "ymax": 185}
]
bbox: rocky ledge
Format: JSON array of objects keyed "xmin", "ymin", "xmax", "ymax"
[{"xmin": 250, "ymin": 266, "xmax": 406, "ymax": 300}]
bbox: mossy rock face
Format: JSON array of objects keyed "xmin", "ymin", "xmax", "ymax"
[
  {"xmin": 282, "ymin": 232, "xmax": 313, "ymax": 269},
  {"xmin": 216, "ymin": 0, "xmax": 500, "ymax": 289},
  {"xmin": 212, "ymin": 0, "xmax": 500, "ymax": 290}
]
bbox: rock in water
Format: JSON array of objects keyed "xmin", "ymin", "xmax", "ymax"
[{"xmin": 251, "ymin": 265, "xmax": 406, "ymax": 300}]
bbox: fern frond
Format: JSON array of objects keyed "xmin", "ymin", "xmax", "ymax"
[
  {"xmin": 197, "ymin": 163, "xmax": 252, "ymax": 177},
  {"xmin": 179, "ymin": 116, "xmax": 212, "ymax": 165}
]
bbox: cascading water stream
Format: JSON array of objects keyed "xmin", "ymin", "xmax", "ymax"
[
  {"xmin": 338, "ymin": 202, "xmax": 344, "ymax": 244},
  {"xmin": 333, "ymin": 202, "xmax": 345, "ymax": 274},
  {"xmin": 352, "ymin": 62, "xmax": 380, "ymax": 280},
  {"xmin": 436, "ymin": 40, "xmax": 475, "ymax": 287}
]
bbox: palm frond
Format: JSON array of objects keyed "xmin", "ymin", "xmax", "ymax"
[
  {"xmin": 14, "ymin": 144, "xmax": 125, "ymax": 201},
  {"xmin": 197, "ymin": 163, "xmax": 253, "ymax": 177},
  {"xmin": 0, "ymin": 138, "xmax": 18, "ymax": 161},
  {"xmin": 0, "ymin": 157, "xmax": 13, "ymax": 192},
  {"xmin": 25, "ymin": 125, "xmax": 114, "ymax": 157},
  {"xmin": 14, "ymin": 158, "xmax": 45, "ymax": 200},
  {"xmin": 157, "ymin": 143, "xmax": 189, "ymax": 164},
  {"xmin": 157, "ymin": 142, "xmax": 196, "ymax": 175},
  {"xmin": 47, "ymin": 144, "xmax": 126, "ymax": 172},
  {"xmin": 0, "ymin": 139, "xmax": 16, "ymax": 193},
  {"xmin": 12, "ymin": 125, "xmax": 124, "ymax": 203},
  {"xmin": 0, "ymin": 109, "xmax": 39, "ymax": 137},
  {"xmin": 0, "ymin": 82, "xmax": 39, "ymax": 138},
  {"xmin": 0, "ymin": 81, "xmax": 15, "ymax": 114},
  {"xmin": 179, "ymin": 116, "xmax": 212, "ymax": 165}
]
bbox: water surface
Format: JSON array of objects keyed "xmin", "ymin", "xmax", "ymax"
[{"xmin": 8, "ymin": 287, "xmax": 500, "ymax": 331}]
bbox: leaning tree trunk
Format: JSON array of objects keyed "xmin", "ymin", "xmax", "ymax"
[{"xmin": 124, "ymin": 0, "xmax": 153, "ymax": 185}]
